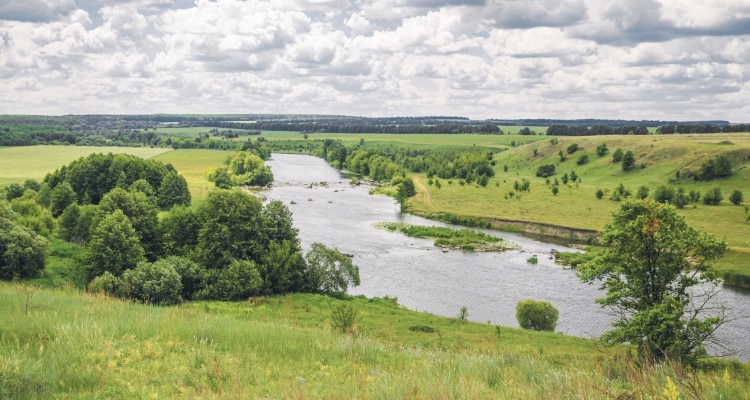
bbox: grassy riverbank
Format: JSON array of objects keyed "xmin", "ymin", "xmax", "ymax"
[
  {"xmin": 376, "ymin": 222, "xmax": 510, "ymax": 251},
  {"xmin": 2, "ymin": 282, "xmax": 748, "ymax": 399}
]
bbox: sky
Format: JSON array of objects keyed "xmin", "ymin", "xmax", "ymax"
[{"xmin": 0, "ymin": 0, "xmax": 749, "ymax": 121}]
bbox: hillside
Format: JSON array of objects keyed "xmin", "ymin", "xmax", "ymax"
[
  {"xmin": 404, "ymin": 133, "xmax": 750, "ymax": 284},
  {"xmin": 2, "ymin": 282, "xmax": 748, "ymax": 398}
]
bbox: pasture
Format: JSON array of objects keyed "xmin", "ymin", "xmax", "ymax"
[
  {"xmin": 0, "ymin": 146, "xmax": 171, "ymax": 187},
  {"xmin": 152, "ymin": 149, "xmax": 235, "ymax": 202}
]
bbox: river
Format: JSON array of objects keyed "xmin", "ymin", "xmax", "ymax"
[{"xmin": 264, "ymin": 153, "xmax": 750, "ymax": 361}]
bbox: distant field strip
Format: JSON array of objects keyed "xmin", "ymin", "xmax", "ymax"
[{"xmin": 0, "ymin": 146, "xmax": 171, "ymax": 187}]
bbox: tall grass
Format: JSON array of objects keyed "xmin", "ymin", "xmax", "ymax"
[
  {"xmin": 376, "ymin": 222, "xmax": 507, "ymax": 249},
  {"xmin": 1, "ymin": 283, "xmax": 748, "ymax": 399}
]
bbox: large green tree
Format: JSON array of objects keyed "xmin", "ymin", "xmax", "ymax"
[
  {"xmin": 86, "ymin": 210, "xmax": 145, "ymax": 279},
  {"xmin": 50, "ymin": 181, "xmax": 77, "ymax": 217},
  {"xmin": 96, "ymin": 188, "xmax": 161, "ymax": 261},
  {"xmin": 0, "ymin": 217, "xmax": 49, "ymax": 280},
  {"xmin": 157, "ymin": 172, "xmax": 191, "ymax": 208},
  {"xmin": 577, "ymin": 200, "xmax": 727, "ymax": 362},
  {"xmin": 304, "ymin": 242, "xmax": 360, "ymax": 296}
]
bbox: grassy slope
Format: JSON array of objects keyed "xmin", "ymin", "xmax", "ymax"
[
  {"xmin": 2, "ymin": 283, "xmax": 748, "ymax": 399},
  {"xmin": 0, "ymin": 146, "xmax": 171, "ymax": 187},
  {"xmin": 405, "ymin": 133, "xmax": 750, "ymax": 279},
  {"xmin": 152, "ymin": 149, "xmax": 236, "ymax": 203}
]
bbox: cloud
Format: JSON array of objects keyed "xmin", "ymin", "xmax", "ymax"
[
  {"xmin": 0, "ymin": 0, "xmax": 77, "ymax": 22},
  {"xmin": 480, "ymin": 0, "xmax": 589, "ymax": 29}
]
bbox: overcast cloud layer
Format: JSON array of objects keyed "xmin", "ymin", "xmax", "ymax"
[{"xmin": 1, "ymin": 0, "xmax": 749, "ymax": 120}]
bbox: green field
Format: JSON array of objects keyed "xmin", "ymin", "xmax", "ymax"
[
  {"xmin": 2, "ymin": 282, "xmax": 747, "ymax": 398},
  {"xmin": 152, "ymin": 149, "xmax": 235, "ymax": 202},
  {"xmin": 397, "ymin": 133, "xmax": 750, "ymax": 281},
  {"xmin": 0, "ymin": 146, "xmax": 172, "ymax": 187}
]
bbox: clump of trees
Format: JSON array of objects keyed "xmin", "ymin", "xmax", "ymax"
[
  {"xmin": 578, "ymin": 200, "xmax": 727, "ymax": 363},
  {"xmin": 208, "ymin": 151, "xmax": 274, "ymax": 187},
  {"xmin": 536, "ymin": 164, "xmax": 555, "ymax": 178},
  {"xmin": 0, "ymin": 204, "xmax": 50, "ymax": 280}
]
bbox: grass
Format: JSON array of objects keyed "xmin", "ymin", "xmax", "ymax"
[
  {"xmin": 2, "ymin": 282, "xmax": 748, "ymax": 399},
  {"xmin": 375, "ymin": 222, "xmax": 509, "ymax": 250},
  {"xmin": 152, "ymin": 149, "xmax": 236, "ymax": 203},
  {"xmin": 402, "ymin": 133, "xmax": 750, "ymax": 283},
  {"xmin": 0, "ymin": 146, "xmax": 171, "ymax": 187}
]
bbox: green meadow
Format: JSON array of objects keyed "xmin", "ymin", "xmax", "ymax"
[
  {"xmin": 152, "ymin": 149, "xmax": 234, "ymax": 202},
  {"xmin": 0, "ymin": 146, "xmax": 171, "ymax": 187},
  {"xmin": 2, "ymin": 282, "xmax": 748, "ymax": 399}
]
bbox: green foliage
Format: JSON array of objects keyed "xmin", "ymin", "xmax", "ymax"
[
  {"xmin": 0, "ymin": 217, "xmax": 49, "ymax": 280},
  {"xmin": 621, "ymin": 150, "xmax": 636, "ymax": 171},
  {"xmin": 198, "ymin": 259, "xmax": 262, "ymax": 301},
  {"xmin": 577, "ymin": 200, "xmax": 727, "ymax": 362},
  {"xmin": 652, "ymin": 185, "xmax": 675, "ymax": 203},
  {"xmin": 566, "ymin": 143, "xmax": 579, "ymax": 154},
  {"xmin": 552, "ymin": 186, "xmax": 559, "ymax": 196},
  {"xmin": 612, "ymin": 148, "xmax": 624, "ymax": 162},
  {"xmin": 259, "ymin": 241, "xmax": 301, "ymax": 295},
  {"xmin": 330, "ymin": 302, "xmax": 359, "ymax": 334},
  {"xmin": 161, "ymin": 256, "xmax": 206, "ymax": 301},
  {"xmin": 561, "ymin": 173, "xmax": 569, "ymax": 185},
  {"xmin": 699, "ymin": 155, "xmax": 733, "ymax": 181},
  {"xmin": 159, "ymin": 205, "xmax": 201, "ymax": 257},
  {"xmin": 673, "ymin": 190, "xmax": 689, "ymax": 209},
  {"xmin": 636, "ymin": 185, "xmax": 650, "ymax": 200},
  {"xmin": 596, "ymin": 189, "xmax": 604, "ymax": 199},
  {"xmin": 729, "ymin": 190, "xmax": 743, "ymax": 205},
  {"xmin": 535, "ymin": 164, "xmax": 555, "ymax": 178},
  {"xmin": 4, "ymin": 183, "xmax": 25, "ymax": 201},
  {"xmin": 23, "ymin": 179, "xmax": 41, "ymax": 192},
  {"xmin": 195, "ymin": 190, "xmax": 264, "ymax": 269},
  {"xmin": 702, "ymin": 187, "xmax": 723, "ymax": 205},
  {"xmin": 526, "ymin": 255, "xmax": 538, "ymax": 264},
  {"xmin": 35, "ymin": 183, "xmax": 52, "ymax": 208},
  {"xmin": 688, "ymin": 190, "xmax": 701, "ymax": 203},
  {"xmin": 397, "ymin": 177, "xmax": 417, "ymax": 198},
  {"xmin": 576, "ymin": 154, "xmax": 589, "ymax": 166},
  {"xmin": 596, "ymin": 143, "xmax": 608, "ymax": 156},
  {"xmin": 223, "ymin": 151, "xmax": 274, "ymax": 186},
  {"xmin": 206, "ymin": 167, "xmax": 233, "ymax": 189},
  {"xmin": 122, "ymin": 260, "xmax": 183, "ymax": 306},
  {"xmin": 50, "ymin": 182, "xmax": 77, "ymax": 217},
  {"xmin": 96, "ymin": 188, "xmax": 161, "ymax": 261},
  {"xmin": 408, "ymin": 325, "xmax": 435, "ymax": 333},
  {"xmin": 457, "ymin": 306, "xmax": 469, "ymax": 321},
  {"xmin": 377, "ymin": 222, "xmax": 504, "ymax": 249},
  {"xmin": 9, "ymin": 198, "xmax": 55, "ymax": 238},
  {"xmin": 305, "ymin": 243, "xmax": 360, "ymax": 296},
  {"xmin": 86, "ymin": 210, "xmax": 145, "ymax": 279},
  {"xmin": 57, "ymin": 203, "xmax": 81, "ymax": 242},
  {"xmin": 87, "ymin": 271, "xmax": 124, "ymax": 297},
  {"xmin": 157, "ymin": 172, "xmax": 191, "ymax": 208},
  {"xmin": 128, "ymin": 179, "xmax": 157, "ymax": 205},
  {"xmin": 516, "ymin": 300, "xmax": 559, "ymax": 331}
]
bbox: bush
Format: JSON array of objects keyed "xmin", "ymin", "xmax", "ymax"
[
  {"xmin": 527, "ymin": 255, "xmax": 538, "ymax": 264},
  {"xmin": 702, "ymin": 187, "xmax": 723, "ymax": 205},
  {"xmin": 330, "ymin": 302, "xmax": 359, "ymax": 334},
  {"xmin": 566, "ymin": 143, "xmax": 579, "ymax": 154},
  {"xmin": 612, "ymin": 148, "xmax": 624, "ymax": 162},
  {"xmin": 596, "ymin": 189, "xmax": 604, "ymax": 199},
  {"xmin": 161, "ymin": 256, "xmax": 206, "ymax": 301},
  {"xmin": 621, "ymin": 151, "xmax": 636, "ymax": 171},
  {"xmin": 596, "ymin": 143, "xmax": 608, "ymax": 156},
  {"xmin": 305, "ymin": 243, "xmax": 360, "ymax": 296},
  {"xmin": 552, "ymin": 186, "xmax": 559, "ymax": 196},
  {"xmin": 122, "ymin": 260, "xmax": 183, "ymax": 305},
  {"xmin": 535, "ymin": 164, "xmax": 556, "ymax": 178},
  {"xmin": 408, "ymin": 325, "xmax": 435, "ymax": 333},
  {"xmin": 576, "ymin": 154, "xmax": 589, "ymax": 165},
  {"xmin": 730, "ymin": 190, "xmax": 744, "ymax": 205},
  {"xmin": 0, "ymin": 217, "xmax": 50, "ymax": 280},
  {"xmin": 652, "ymin": 185, "xmax": 675, "ymax": 203},
  {"xmin": 457, "ymin": 306, "xmax": 469, "ymax": 321},
  {"xmin": 516, "ymin": 299, "xmax": 559, "ymax": 331},
  {"xmin": 636, "ymin": 185, "xmax": 649, "ymax": 200},
  {"xmin": 198, "ymin": 259, "xmax": 262, "ymax": 301},
  {"xmin": 88, "ymin": 272, "xmax": 124, "ymax": 297}
]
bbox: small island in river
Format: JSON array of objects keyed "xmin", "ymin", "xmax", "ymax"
[{"xmin": 375, "ymin": 222, "xmax": 517, "ymax": 252}]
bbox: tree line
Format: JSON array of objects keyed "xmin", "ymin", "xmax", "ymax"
[
  {"xmin": 179, "ymin": 121, "xmax": 502, "ymax": 134},
  {"xmin": 547, "ymin": 123, "xmax": 749, "ymax": 136}
]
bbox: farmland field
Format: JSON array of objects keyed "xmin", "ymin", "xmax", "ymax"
[
  {"xmin": 0, "ymin": 146, "xmax": 172, "ymax": 187},
  {"xmin": 152, "ymin": 149, "xmax": 235, "ymax": 202}
]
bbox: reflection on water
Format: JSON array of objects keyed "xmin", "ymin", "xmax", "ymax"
[{"xmin": 264, "ymin": 153, "xmax": 750, "ymax": 361}]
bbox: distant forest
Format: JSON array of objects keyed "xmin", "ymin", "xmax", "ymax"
[{"xmin": 0, "ymin": 114, "xmax": 748, "ymax": 147}]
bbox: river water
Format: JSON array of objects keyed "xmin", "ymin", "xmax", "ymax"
[{"xmin": 264, "ymin": 153, "xmax": 750, "ymax": 361}]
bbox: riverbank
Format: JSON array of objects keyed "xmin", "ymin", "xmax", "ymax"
[{"xmin": 2, "ymin": 282, "xmax": 748, "ymax": 398}]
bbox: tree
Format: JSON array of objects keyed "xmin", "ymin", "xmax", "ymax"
[
  {"xmin": 536, "ymin": 164, "xmax": 555, "ymax": 178},
  {"xmin": 397, "ymin": 177, "xmax": 417, "ymax": 198},
  {"xmin": 129, "ymin": 179, "xmax": 157, "ymax": 205},
  {"xmin": 551, "ymin": 186, "xmax": 559, "ymax": 196},
  {"xmin": 596, "ymin": 189, "xmax": 604, "ymax": 199},
  {"xmin": 35, "ymin": 183, "xmax": 52, "ymax": 208},
  {"xmin": 23, "ymin": 179, "xmax": 41, "ymax": 192},
  {"xmin": 163, "ymin": 256, "xmax": 207, "ymax": 301},
  {"xmin": 50, "ymin": 182, "xmax": 77, "ymax": 217},
  {"xmin": 636, "ymin": 185, "xmax": 649, "ymax": 200},
  {"xmin": 86, "ymin": 210, "xmax": 145, "ymax": 279},
  {"xmin": 122, "ymin": 260, "xmax": 183, "ymax": 305},
  {"xmin": 0, "ymin": 217, "xmax": 49, "ymax": 280},
  {"xmin": 596, "ymin": 143, "xmax": 609, "ymax": 157},
  {"xmin": 570, "ymin": 171, "xmax": 578, "ymax": 182},
  {"xmin": 715, "ymin": 155, "xmax": 732, "ymax": 178},
  {"xmin": 157, "ymin": 172, "xmax": 191, "ymax": 208},
  {"xmin": 258, "ymin": 241, "xmax": 301, "ymax": 295},
  {"xmin": 97, "ymin": 188, "xmax": 161, "ymax": 261},
  {"xmin": 196, "ymin": 190, "xmax": 265, "ymax": 269},
  {"xmin": 4, "ymin": 183, "xmax": 25, "ymax": 201},
  {"xmin": 305, "ymin": 243, "xmax": 360, "ymax": 296},
  {"xmin": 612, "ymin": 148, "xmax": 624, "ymax": 162},
  {"xmin": 198, "ymin": 259, "xmax": 262, "ymax": 301},
  {"xmin": 673, "ymin": 191, "xmax": 689, "ymax": 209},
  {"xmin": 729, "ymin": 190, "xmax": 743, "ymax": 205},
  {"xmin": 566, "ymin": 143, "xmax": 579, "ymax": 154},
  {"xmin": 208, "ymin": 167, "xmax": 233, "ymax": 189},
  {"xmin": 577, "ymin": 154, "xmax": 589, "ymax": 165},
  {"xmin": 621, "ymin": 151, "xmax": 636, "ymax": 171},
  {"xmin": 516, "ymin": 299, "xmax": 559, "ymax": 331},
  {"xmin": 652, "ymin": 185, "xmax": 674, "ymax": 203},
  {"xmin": 702, "ymin": 187, "xmax": 723, "ymax": 205},
  {"xmin": 160, "ymin": 205, "xmax": 201, "ymax": 257},
  {"xmin": 58, "ymin": 203, "xmax": 81, "ymax": 243},
  {"xmin": 577, "ymin": 200, "xmax": 727, "ymax": 362}
]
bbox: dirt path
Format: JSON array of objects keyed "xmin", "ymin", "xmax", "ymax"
[{"xmin": 412, "ymin": 176, "xmax": 433, "ymax": 206}]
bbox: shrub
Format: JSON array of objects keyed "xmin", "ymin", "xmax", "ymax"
[
  {"xmin": 408, "ymin": 325, "xmax": 435, "ymax": 333},
  {"xmin": 730, "ymin": 190, "xmax": 744, "ymax": 205},
  {"xmin": 576, "ymin": 154, "xmax": 589, "ymax": 165},
  {"xmin": 330, "ymin": 302, "xmax": 358, "ymax": 334},
  {"xmin": 688, "ymin": 190, "xmax": 701, "ymax": 202},
  {"xmin": 596, "ymin": 189, "xmax": 604, "ymax": 199},
  {"xmin": 305, "ymin": 243, "xmax": 360, "ymax": 296},
  {"xmin": 86, "ymin": 210, "xmax": 145, "ymax": 279},
  {"xmin": 526, "ymin": 255, "xmax": 538, "ymax": 264},
  {"xmin": 596, "ymin": 143, "xmax": 608, "ymax": 156},
  {"xmin": 161, "ymin": 256, "xmax": 206, "ymax": 301},
  {"xmin": 88, "ymin": 272, "xmax": 124, "ymax": 297},
  {"xmin": 612, "ymin": 148, "xmax": 624, "ymax": 162},
  {"xmin": 457, "ymin": 306, "xmax": 469, "ymax": 321},
  {"xmin": 702, "ymin": 187, "xmax": 723, "ymax": 205},
  {"xmin": 552, "ymin": 186, "xmax": 559, "ymax": 196},
  {"xmin": 122, "ymin": 260, "xmax": 183, "ymax": 305},
  {"xmin": 636, "ymin": 185, "xmax": 649, "ymax": 200},
  {"xmin": 652, "ymin": 185, "xmax": 675, "ymax": 203},
  {"xmin": 50, "ymin": 182, "xmax": 77, "ymax": 217},
  {"xmin": 0, "ymin": 217, "xmax": 49, "ymax": 280},
  {"xmin": 566, "ymin": 143, "xmax": 579, "ymax": 154},
  {"xmin": 621, "ymin": 151, "xmax": 636, "ymax": 171},
  {"xmin": 516, "ymin": 299, "xmax": 558, "ymax": 331},
  {"xmin": 674, "ymin": 191, "xmax": 689, "ymax": 209},
  {"xmin": 535, "ymin": 164, "xmax": 556, "ymax": 178}
]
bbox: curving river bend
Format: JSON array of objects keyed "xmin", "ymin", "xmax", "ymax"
[{"xmin": 264, "ymin": 153, "xmax": 750, "ymax": 361}]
